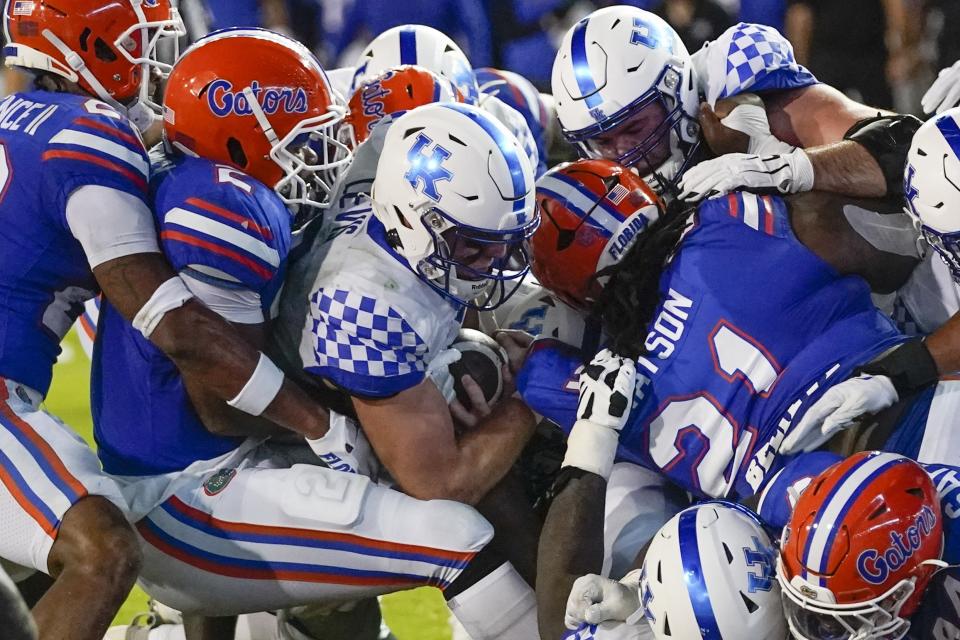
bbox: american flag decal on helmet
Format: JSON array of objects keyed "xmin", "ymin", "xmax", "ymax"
[
  {"xmin": 12, "ymin": 1, "xmax": 36, "ymax": 15},
  {"xmin": 607, "ymin": 183, "xmax": 630, "ymax": 205}
]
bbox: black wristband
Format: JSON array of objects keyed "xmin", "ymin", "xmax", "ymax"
[
  {"xmin": 547, "ymin": 465, "xmax": 602, "ymax": 502},
  {"xmin": 856, "ymin": 338, "xmax": 939, "ymax": 396},
  {"xmin": 843, "ymin": 114, "xmax": 923, "ymax": 196}
]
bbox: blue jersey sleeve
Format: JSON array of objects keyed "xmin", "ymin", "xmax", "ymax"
[
  {"xmin": 303, "ymin": 288, "xmax": 429, "ymax": 397},
  {"xmin": 517, "ymin": 338, "xmax": 581, "ymax": 432},
  {"xmin": 694, "ymin": 22, "xmax": 818, "ymax": 106},
  {"xmin": 42, "ymin": 105, "xmax": 150, "ymax": 228},
  {"xmin": 756, "ymin": 452, "xmax": 842, "ymax": 533},
  {"xmin": 156, "ymin": 163, "xmax": 291, "ymax": 296}
]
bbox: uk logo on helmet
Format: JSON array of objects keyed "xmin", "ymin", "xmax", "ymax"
[
  {"xmin": 744, "ymin": 536, "xmax": 776, "ymax": 593},
  {"xmin": 405, "ymin": 133, "xmax": 453, "ymax": 202},
  {"xmin": 856, "ymin": 505, "xmax": 937, "ymax": 585},
  {"xmin": 142, "ymin": 0, "xmax": 160, "ymax": 7},
  {"xmin": 207, "ymin": 79, "xmax": 308, "ymax": 118}
]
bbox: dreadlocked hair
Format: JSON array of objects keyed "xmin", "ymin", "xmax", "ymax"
[{"xmin": 592, "ymin": 199, "xmax": 697, "ymax": 360}]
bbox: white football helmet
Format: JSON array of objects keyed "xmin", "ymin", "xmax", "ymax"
[
  {"xmin": 640, "ymin": 502, "xmax": 787, "ymax": 640},
  {"xmin": 370, "ymin": 102, "xmax": 538, "ymax": 310},
  {"xmin": 905, "ymin": 108, "xmax": 960, "ymax": 281},
  {"xmin": 552, "ymin": 6, "xmax": 700, "ymax": 193},
  {"xmin": 350, "ymin": 24, "xmax": 480, "ymax": 105}
]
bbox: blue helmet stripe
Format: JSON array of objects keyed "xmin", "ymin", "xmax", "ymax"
[
  {"xmin": 678, "ymin": 509, "xmax": 723, "ymax": 639},
  {"xmin": 548, "ymin": 171, "xmax": 630, "ymax": 223},
  {"xmin": 440, "ymin": 103, "xmax": 528, "ymax": 217},
  {"xmin": 399, "ymin": 27, "xmax": 417, "ymax": 65},
  {"xmin": 570, "ymin": 19, "xmax": 603, "ymax": 110},
  {"xmin": 936, "ymin": 114, "xmax": 960, "ymax": 161},
  {"xmin": 536, "ymin": 186, "xmax": 613, "ymax": 238}
]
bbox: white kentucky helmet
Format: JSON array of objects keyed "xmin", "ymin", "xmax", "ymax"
[
  {"xmin": 552, "ymin": 6, "xmax": 699, "ymax": 193},
  {"xmin": 640, "ymin": 501, "xmax": 787, "ymax": 640},
  {"xmin": 370, "ymin": 102, "xmax": 539, "ymax": 310},
  {"xmin": 905, "ymin": 107, "xmax": 960, "ymax": 281},
  {"xmin": 350, "ymin": 24, "xmax": 480, "ymax": 105}
]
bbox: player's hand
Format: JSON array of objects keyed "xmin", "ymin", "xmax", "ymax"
[
  {"xmin": 563, "ymin": 349, "xmax": 636, "ymax": 478},
  {"xmin": 677, "ymin": 149, "xmax": 814, "ymax": 202},
  {"xmin": 450, "ymin": 375, "xmax": 492, "ymax": 429},
  {"xmin": 494, "ymin": 329, "xmax": 534, "ymax": 375},
  {"xmin": 781, "ymin": 374, "xmax": 898, "ymax": 454},
  {"xmin": 577, "ymin": 348, "xmax": 636, "ymax": 430},
  {"xmin": 565, "ymin": 573, "xmax": 641, "ymax": 628},
  {"xmin": 922, "ymin": 59, "xmax": 960, "ymax": 114},
  {"xmin": 701, "ymin": 99, "xmax": 796, "ymax": 157}
]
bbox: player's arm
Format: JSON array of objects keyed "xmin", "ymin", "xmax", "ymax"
[
  {"xmin": 353, "ymin": 380, "xmax": 537, "ymax": 504},
  {"xmin": 536, "ymin": 349, "xmax": 637, "ymax": 638}
]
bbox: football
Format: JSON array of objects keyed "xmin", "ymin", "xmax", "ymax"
[{"xmin": 448, "ymin": 328, "xmax": 509, "ymax": 406}]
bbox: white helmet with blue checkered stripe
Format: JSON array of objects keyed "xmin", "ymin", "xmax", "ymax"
[
  {"xmin": 905, "ymin": 108, "xmax": 960, "ymax": 281},
  {"xmin": 350, "ymin": 24, "xmax": 480, "ymax": 105},
  {"xmin": 370, "ymin": 102, "xmax": 538, "ymax": 310},
  {"xmin": 640, "ymin": 501, "xmax": 787, "ymax": 639},
  {"xmin": 551, "ymin": 6, "xmax": 699, "ymax": 193}
]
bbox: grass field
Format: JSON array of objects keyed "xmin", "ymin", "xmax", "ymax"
[{"xmin": 45, "ymin": 330, "xmax": 452, "ymax": 639}]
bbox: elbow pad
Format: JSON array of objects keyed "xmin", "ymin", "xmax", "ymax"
[{"xmin": 843, "ymin": 114, "xmax": 923, "ymax": 196}]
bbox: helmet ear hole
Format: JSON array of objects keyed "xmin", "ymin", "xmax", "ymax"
[
  {"xmin": 93, "ymin": 38, "xmax": 118, "ymax": 63},
  {"xmin": 740, "ymin": 591, "xmax": 759, "ymax": 613},
  {"xmin": 227, "ymin": 138, "xmax": 248, "ymax": 168}
]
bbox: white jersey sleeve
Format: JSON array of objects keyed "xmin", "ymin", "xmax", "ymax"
[
  {"xmin": 295, "ymin": 205, "xmax": 461, "ymax": 398},
  {"xmin": 65, "ymin": 184, "xmax": 160, "ymax": 268},
  {"xmin": 691, "ymin": 22, "xmax": 818, "ymax": 107}
]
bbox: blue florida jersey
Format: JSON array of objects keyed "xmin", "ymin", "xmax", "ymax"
[
  {"xmin": 0, "ymin": 91, "xmax": 149, "ymax": 396},
  {"xmin": 92, "ymin": 155, "xmax": 292, "ymax": 476},
  {"xmin": 519, "ymin": 193, "xmax": 905, "ymax": 500}
]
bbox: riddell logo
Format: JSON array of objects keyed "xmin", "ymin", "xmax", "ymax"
[
  {"xmin": 856, "ymin": 505, "xmax": 937, "ymax": 585},
  {"xmin": 207, "ymin": 79, "xmax": 308, "ymax": 117}
]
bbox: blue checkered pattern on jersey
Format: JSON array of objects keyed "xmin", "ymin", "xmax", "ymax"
[
  {"xmin": 720, "ymin": 23, "xmax": 802, "ymax": 99},
  {"xmin": 310, "ymin": 288, "xmax": 427, "ymax": 377}
]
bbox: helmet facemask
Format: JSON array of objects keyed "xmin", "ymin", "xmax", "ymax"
[
  {"xmin": 413, "ymin": 205, "xmax": 538, "ymax": 311},
  {"xmin": 243, "ymin": 85, "xmax": 352, "ymax": 213},
  {"xmin": 564, "ymin": 64, "xmax": 699, "ymax": 196}
]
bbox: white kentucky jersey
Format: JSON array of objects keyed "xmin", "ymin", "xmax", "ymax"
[
  {"xmin": 892, "ymin": 251, "xmax": 960, "ymax": 336},
  {"xmin": 277, "ymin": 200, "xmax": 462, "ymax": 399},
  {"xmin": 691, "ymin": 22, "xmax": 818, "ymax": 108}
]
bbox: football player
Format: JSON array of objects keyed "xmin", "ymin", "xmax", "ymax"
[
  {"xmin": 775, "ymin": 452, "xmax": 952, "ymax": 640},
  {"xmin": 523, "ymin": 164, "xmax": 924, "ymax": 636},
  {"xmin": 270, "ymin": 102, "xmax": 544, "ymax": 640},
  {"xmin": 0, "ymin": 3, "xmax": 337, "ymax": 639},
  {"xmin": 781, "ymin": 109, "xmax": 960, "ymax": 458},
  {"xmin": 552, "ymin": 6, "xmax": 920, "ymax": 201},
  {"xmin": 562, "ymin": 502, "xmax": 785, "ymax": 640},
  {"xmin": 89, "ymin": 29, "xmax": 502, "ymax": 639}
]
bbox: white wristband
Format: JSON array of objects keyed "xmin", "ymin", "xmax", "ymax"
[
  {"xmin": 561, "ymin": 419, "xmax": 620, "ymax": 480},
  {"xmin": 227, "ymin": 352, "xmax": 285, "ymax": 416},
  {"xmin": 132, "ymin": 276, "xmax": 195, "ymax": 339}
]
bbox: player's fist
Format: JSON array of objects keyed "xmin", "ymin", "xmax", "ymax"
[
  {"xmin": 565, "ymin": 573, "xmax": 642, "ymax": 629},
  {"xmin": 577, "ymin": 348, "xmax": 636, "ymax": 431},
  {"xmin": 781, "ymin": 374, "xmax": 898, "ymax": 454}
]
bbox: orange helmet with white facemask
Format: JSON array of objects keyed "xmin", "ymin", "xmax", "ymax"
[
  {"xmin": 3, "ymin": 0, "xmax": 184, "ymax": 130},
  {"xmin": 162, "ymin": 28, "xmax": 352, "ymax": 212}
]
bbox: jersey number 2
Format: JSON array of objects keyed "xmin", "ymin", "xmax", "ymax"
[{"xmin": 648, "ymin": 321, "xmax": 779, "ymax": 497}]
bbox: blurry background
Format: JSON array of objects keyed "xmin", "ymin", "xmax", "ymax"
[
  {"xmin": 26, "ymin": 0, "xmax": 954, "ymax": 636},
  {"xmin": 171, "ymin": 0, "xmax": 935, "ymax": 113}
]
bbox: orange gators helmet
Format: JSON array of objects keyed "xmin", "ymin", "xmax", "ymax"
[
  {"xmin": 343, "ymin": 64, "xmax": 463, "ymax": 147},
  {"xmin": 531, "ymin": 159, "xmax": 663, "ymax": 311},
  {"xmin": 3, "ymin": 0, "xmax": 184, "ymax": 128},
  {"xmin": 777, "ymin": 451, "xmax": 945, "ymax": 640},
  {"xmin": 162, "ymin": 28, "xmax": 352, "ymax": 211}
]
